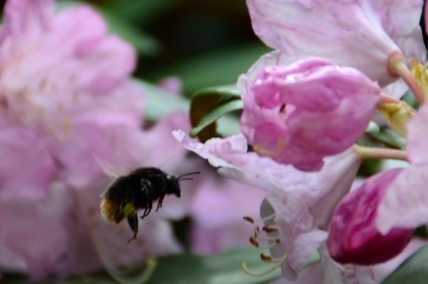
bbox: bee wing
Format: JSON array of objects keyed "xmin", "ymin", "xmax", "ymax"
[
  {"xmin": 93, "ymin": 155, "xmax": 125, "ymax": 179},
  {"xmin": 76, "ymin": 187, "xmax": 156, "ymax": 284}
]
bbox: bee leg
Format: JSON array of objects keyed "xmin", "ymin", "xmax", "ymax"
[
  {"xmin": 141, "ymin": 207, "xmax": 149, "ymax": 219},
  {"xmin": 140, "ymin": 202, "xmax": 153, "ymax": 219},
  {"xmin": 147, "ymin": 200, "xmax": 153, "ymax": 215},
  {"xmin": 126, "ymin": 214, "xmax": 138, "ymax": 243},
  {"xmin": 156, "ymin": 195, "xmax": 164, "ymax": 211}
]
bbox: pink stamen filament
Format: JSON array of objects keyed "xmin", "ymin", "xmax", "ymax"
[
  {"xmin": 353, "ymin": 145, "xmax": 408, "ymax": 161},
  {"xmin": 388, "ymin": 52, "xmax": 425, "ymax": 104}
]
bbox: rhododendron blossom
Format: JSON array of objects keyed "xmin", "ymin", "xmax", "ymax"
[
  {"xmin": 246, "ymin": 0, "xmax": 426, "ymax": 87},
  {"xmin": 174, "ymin": 130, "xmax": 364, "ymax": 281},
  {"xmin": 377, "ymin": 104, "xmax": 428, "ymax": 234},
  {"xmin": 0, "ymin": 0, "xmax": 194, "ymax": 280},
  {"xmin": 327, "ymin": 168, "xmax": 413, "ymax": 265},
  {"xmin": 189, "ymin": 168, "xmax": 265, "ymax": 254},
  {"xmin": 241, "ymin": 58, "xmax": 381, "ymax": 170}
]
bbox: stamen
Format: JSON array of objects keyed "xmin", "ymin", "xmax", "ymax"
[
  {"xmin": 253, "ymin": 232, "xmax": 279, "ymax": 242},
  {"xmin": 243, "ymin": 212, "xmax": 276, "ymax": 224},
  {"xmin": 260, "ymin": 253, "xmax": 272, "ymax": 262},
  {"xmin": 243, "ymin": 216, "xmax": 254, "ymax": 224},
  {"xmin": 242, "ymin": 253, "xmax": 287, "ymax": 277},
  {"xmin": 261, "ymin": 253, "xmax": 287, "ymax": 263},
  {"xmin": 250, "ymin": 237, "xmax": 259, "ymax": 247},
  {"xmin": 262, "ymin": 225, "xmax": 278, "ymax": 233},
  {"xmin": 249, "ymin": 238, "xmax": 279, "ymax": 249}
]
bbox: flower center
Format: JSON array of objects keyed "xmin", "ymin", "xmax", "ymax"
[
  {"xmin": 241, "ymin": 214, "xmax": 287, "ymax": 277},
  {"xmin": 411, "ymin": 59, "xmax": 428, "ymax": 101}
]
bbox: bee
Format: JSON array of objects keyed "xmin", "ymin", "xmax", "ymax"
[{"xmin": 100, "ymin": 167, "xmax": 200, "ymax": 243}]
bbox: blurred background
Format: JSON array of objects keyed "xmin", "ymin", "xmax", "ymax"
[
  {"xmin": 66, "ymin": 0, "xmax": 270, "ymax": 95},
  {"xmin": 0, "ymin": 1, "xmax": 280, "ymax": 283}
]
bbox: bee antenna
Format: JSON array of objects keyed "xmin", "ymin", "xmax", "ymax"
[
  {"xmin": 177, "ymin": 177, "xmax": 194, "ymax": 182},
  {"xmin": 177, "ymin": 171, "xmax": 200, "ymax": 181}
]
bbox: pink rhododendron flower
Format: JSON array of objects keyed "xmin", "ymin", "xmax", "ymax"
[
  {"xmin": 246, "ymin": 0, "xmax": 426, "ymax": 87},
  {"xmin": 327, "ymin": 168, "xmax": 413, "ymax": 265},
  {"xmin": 240, "ymin": 58, "xmax": 380, "ymax": 171},
  {"xmin": 0, "ymin": 0, "xmax": 195, "ymax": 280},
  {"xmin": 377, "ymin": 103, "xmax": 428, "ymax": 234},
  {"xmin": 0, "ymin": 0, "xmax": 137, "ymax": 129},
  {"xmin": 173, "ymin": 130, "xmax": 364, "ymax": 281},
  {"xmin": 190, "ymin": 168, "xmax": 265, "ymax": 254}
]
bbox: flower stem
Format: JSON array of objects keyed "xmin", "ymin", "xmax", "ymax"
[
  {"xmin": 241, "ymin": 253, "xmax": 287, "ymax": 277},
  {"xmin": 388, "ymin": 52, "xmax": 425, "ymax": 104},
  {"xmin": 379, "ymin": 92, "xmax": 401, "ymax": 104},
  {"xmin": 353, "ymin": 145, "xmax": 408, "ymax": 161}
]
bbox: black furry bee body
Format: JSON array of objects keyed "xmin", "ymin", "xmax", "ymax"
[{"xmin": 100, "ymin": 167, "xmax": 199, "ymax": 243}]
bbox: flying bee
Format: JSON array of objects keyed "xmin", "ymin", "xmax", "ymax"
[{"xmin": 100, "ymin": 167, "xmax": 200, "ymax": 243}]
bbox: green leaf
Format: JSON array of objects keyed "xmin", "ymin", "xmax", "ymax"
[
  {"xmin": 2, "ymin": 248, "xmax": 281, "ymax": 284},
  {"xmin": 194, "ymin": 85, "xmax": 241, "ymax": 98},
  {"xmin": 1, "ymin": 271, "xmax": 116, "ymax": 284},
  {"xmin": 190, "ymin": 99, "xmax": 243, "ymax": 137},
  {"xmin": 135, "ymin": 79, "xmax": 189, "ymax": 120},
  {"xmin": 133, "ymin": 80, "xmax": 240, "ymax": 138},
  {"xmin": 147, "ymin": 43, "xmax": 270, "ymax": 94},
  {"xmin": 365, "ymin": 122, "xmax": 406, "ymax": 150},
  {"xmin": 382, "ymin": 244, "xmax": 428, "ymax": 284},
  {"xmin": 190, "ymin": 85, "xmax": 242, "ymax": 142},
  {"xmin": 98, "ymin": 9, "xmax": 160, "ymax": 56},
  {"xmin": 149, "ymin": 248, "xmax": 281, "ymax": 284},
  {"xmin": 102, "ymin": 0, "xmax": 177, "ymax": 25},
  {"xmin": 55, "ymin": 1, "xmax": 160, "ymax": 56}
]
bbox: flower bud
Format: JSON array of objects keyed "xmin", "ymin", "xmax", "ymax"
[
  {"xmin": 240, "ymin": 58, "xmax": 380, "ymax": 171},
  {"xmin": 327, "ymin": 169, "xmax": 413, "ymax": 265}
]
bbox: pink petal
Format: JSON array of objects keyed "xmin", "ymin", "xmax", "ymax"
[
  {"xmin": 246, "ymin": 0, "xmax": 425, "ymax": 86},
  {"xmin": 327, "ymin": 168, "xmax": 413, "ymax": 265},
  {"xmin": 407, "ymin": 104, "xmax": 428, "ymax": 165},
  {"xmin": 377, "ymin": 165, "xmax": 428, "ymax": 234},
  {"xmin": 0, "ymin": 127, "xmax": 56, "ymax": 200},
  {"xmin": 0, "ymin": 0, "xmax": 53, "ymax": 45},
  {"xmin": 190, "ymin": 169, "xmax": 265, "ymax": 254},
  {"xmin": 175, "ymin": 132, "xmax": 361, "ymax": 279}
]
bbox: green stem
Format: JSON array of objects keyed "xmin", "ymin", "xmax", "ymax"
[{"xmin": 353, "ymin": 145, "xmax": 408, "ymax": 161}]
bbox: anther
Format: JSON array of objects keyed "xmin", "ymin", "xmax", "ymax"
[
  {"xmin": 241, "ymin": 253, "xmax": 288, "ymax": 277},
  {"xmin": 243, "ymin": 216, "xmax": 254, "ymax": 224},
  {"xmin": 249, "ymin": 237, "xmax": 259, "ymax": 247},
  {"xmin": 262, "ymin": 225, "xmax": 278, "ymax": 233},
  {"xmin": 260, "ymin": 253, "xmax": 272, "ymax": 262}
]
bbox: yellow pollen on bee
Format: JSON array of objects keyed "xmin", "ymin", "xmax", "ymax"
[{"xmin": 123, "ymin": 203, "xmax": 137, "ymax": 217}]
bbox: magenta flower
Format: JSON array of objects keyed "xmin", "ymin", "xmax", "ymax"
[
  {"xmin": 246, "ymin": 0, "xmax": 426, "ymax": 87},
  {"xmin": 0, "ymin": 0, "xmax": 193, "ymax": 280},
  {"xmin": 377, "ymin": 103, "xmax": 428, "ymax": 234},
  {"xmin": 240, "ymin": 58, "xmax": 380, "ymax": 171},
  {"xmin": 174, "ymin": 130, "xmax": 363, "ymax": 281},
  {"xmin": 327, "ymin": 169, "xmax": 413, "ymax": 265}
]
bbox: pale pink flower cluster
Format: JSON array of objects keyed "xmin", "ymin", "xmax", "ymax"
[
  {"xmin": 0, "ymin": 0, "xmax": 195, "ymax": 280},
  {"xmin": 176, "ymin": 0, "xmax": 428, "ymax": 283}
]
